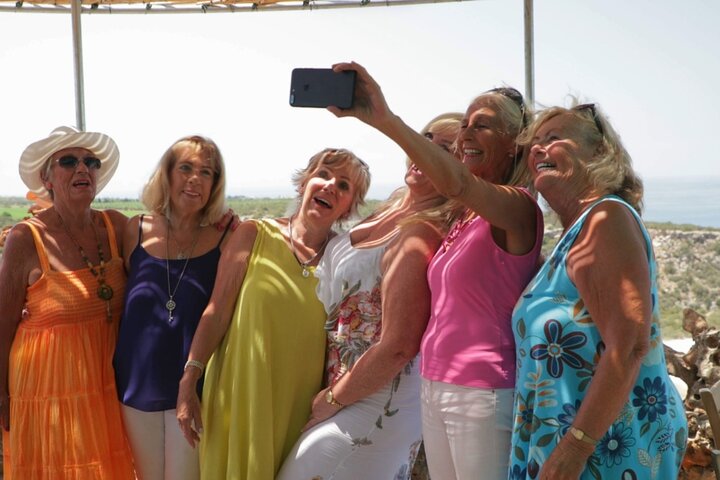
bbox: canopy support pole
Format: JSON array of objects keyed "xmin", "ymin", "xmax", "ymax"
[
  {"xmin": 71, "ymin": 0, "xmax": 86, "ymax": 130},
  {"xmin": 523, "ymin": 0, "xmax": 535, "ymax": 107}
]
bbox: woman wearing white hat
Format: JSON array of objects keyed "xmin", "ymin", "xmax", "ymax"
[{"xmin": 0, "ymin": 126, "xmax": 135, "ymax": 478}]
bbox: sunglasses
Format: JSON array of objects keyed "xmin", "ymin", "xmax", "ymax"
[
  {"xmin": 56, "ymin": 155, "xmax": 102, "ymax": 170},
  {"xmin": 487, "ymin": 87, "xmax": 528, "ymax": 126},
  {"xmin": 573, "ymin": 103, "xmax": 605, "ymax": 137}
]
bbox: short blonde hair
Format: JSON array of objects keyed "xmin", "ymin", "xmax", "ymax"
[
  {"xmin": 142, "ymin": 135, "xmax": 227, "ymax": 225},
  {"xmin": 290, "ymin": 148, "xmax": 371, "ymax": 222},
  {"xmin": 518, "ymin": 101, "xmax": 644, "ymax": 213}
]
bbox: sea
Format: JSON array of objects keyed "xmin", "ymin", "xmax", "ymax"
[
  {"xmin": 372, "ymin": 176, "xmax": 720, "ymax": 229},
  {"xmin": 641, "ymin": 176, "xmax": 720, "ymax": 228}
]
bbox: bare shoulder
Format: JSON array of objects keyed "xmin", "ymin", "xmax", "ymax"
[
  {"xmin": 1, "ymin": 222, "xmax": 38, "ymax": 273},
  {"xmin": 224, "ymin": 220, "xmax": 259, "ymax": 253},
  {"xmin": 386, "ymin": 221, "xmax": 443, "ymax": 262},
  {"xmin": 580, "ymin": 200, "xmax": 644, "ymax": 249},
  {"xmin": 101, "ymin": 208, "xmax": 131, "ymax": 238},
  {"xmin": 398, "ymin": 220, "xmax": 444, "ymax": 247},
  {"xmin": 569, "ymin": 200, "xmax": 647, "ymax": 277}
]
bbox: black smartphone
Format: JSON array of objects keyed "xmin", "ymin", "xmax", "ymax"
[{"xmin": 289, "ymin": 68, "xmax": 356, "ymax": 109}]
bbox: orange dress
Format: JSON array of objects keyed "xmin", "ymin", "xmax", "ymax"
[{"xmin": 1, "ymin": 211, "xmax": 135, "ymax": 479}]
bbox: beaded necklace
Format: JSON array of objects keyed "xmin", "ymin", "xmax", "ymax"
[{"xmin": 56, "ymin": 210, "xmax": 114, "ymax": 322}]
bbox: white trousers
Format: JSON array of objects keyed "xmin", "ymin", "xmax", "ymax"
[
  {"xmin": 121, "ymin": 404, "xmax": 200, "ymax": 480},
  {"xmin": 421, "ymin": 379, "xmax": 513, "ymax": 480},
  {"xmin": 278, "ymin": 364, "xmax": 422, "ymax": 480}
]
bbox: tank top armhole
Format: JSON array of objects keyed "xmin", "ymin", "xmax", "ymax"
[
  {"xmin": 19, "ymin": 221, "xmax": 51, "ymax": 273},
  {"xmin": 98, "ymin": 210, "xmax": 121, "ymax": 259}
]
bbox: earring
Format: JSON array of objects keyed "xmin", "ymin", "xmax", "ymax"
[{"xmin": 46, "ymin": 182, "xmax": 53, "ymax": 190}]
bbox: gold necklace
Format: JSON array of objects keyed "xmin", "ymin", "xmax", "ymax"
[
  {"xmin": 287, "ymin": 215, "xmax": 330, "ymax": 278},
  {"xmin": 164, "ymin": 218, "xmax": 200, "ymax": 322},
  {"xmin": 56, "ymin": 210, "xmax": 114, "ymax": 322}
]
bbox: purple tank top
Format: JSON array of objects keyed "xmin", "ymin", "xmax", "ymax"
[{"xmin": 114, "ymin": 216, "xmax": 228, "ymax": 411}]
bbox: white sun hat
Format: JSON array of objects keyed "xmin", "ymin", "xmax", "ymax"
[{"xmin": 19, "ymin": 126, "xmax": 119, "ymax": 202}]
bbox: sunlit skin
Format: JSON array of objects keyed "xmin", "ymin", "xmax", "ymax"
[
  {"xmin": 44, "ymin": 147, "xmax": 100, "ymax": 203},
  {"xmin": 168, "ymin": 151, "xmax": 216, "ymax": 218},
  {"xmin": 458, "ymin": 98, "xmax": 516, "ymax": 183},
  {"xmin": 527, "ymin": 113, "xmax": 600, "ymax": 228},
  {"xmin": 296, "ymin": 163, "xmax": 357, "ymax": 230},
  {"xmin": 406, "ymin": 127, "xmax": 459, "ymax": 199}
]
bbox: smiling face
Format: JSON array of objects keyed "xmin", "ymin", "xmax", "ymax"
[
  {"xmin": 43, "ymin": 147, "xmax": 100, "ymax": 206},
  {"xmin": 527, "ymin": 113, "xmax": 598, "ymax": 199},
  {"xmin": 299, "ymin": 162, "xmax": 357, "ymax": 226},
  {"xmin": 405, "ymin": 125, "xmax": 457, "ymax": 198},
  {"xmin": 458, "ymin": 97, "xmax": 517, "ymax": 183},
  {"xmin": 168, "ymin": 147, "xmax": 216, "ymax": 216}
]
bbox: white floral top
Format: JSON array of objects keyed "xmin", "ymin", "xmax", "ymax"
[{"xmin": 315, "ymin": 231, "xmax": 394, "ymax": 386}]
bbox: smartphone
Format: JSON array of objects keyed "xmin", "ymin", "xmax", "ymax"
[{"xmin": 289, "ymin": 68, "xmax": 356, "ymax": 109}]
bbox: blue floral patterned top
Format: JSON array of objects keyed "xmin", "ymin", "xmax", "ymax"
[{"xmin": 509, "ymin": 196, "xmax": 687, "ymax": 480}]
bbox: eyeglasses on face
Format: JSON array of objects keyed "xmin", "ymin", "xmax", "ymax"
[
  {"xmin": 573, "ymin": 103, "xmax": 604, "ymax": 137},
  {"xmin": 56, "ymin": 155, "xmax": 102, "ymax": 170}
]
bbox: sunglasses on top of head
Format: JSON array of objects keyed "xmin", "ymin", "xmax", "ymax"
[
  {"xmin": 486, "ymin": 87, "xmax": 528, "ymax": 126},
  {"xmin": 56, "ymin": 155, "xmax": 102, "ymax": 170},
  {"xmin": 573, "ymin": 103, "xmax": 605, "ymax": 137}
]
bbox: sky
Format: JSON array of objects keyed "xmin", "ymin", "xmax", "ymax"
[{"xmin": 1, "ymin": 0, "xmax": 719, "ymax": 207}]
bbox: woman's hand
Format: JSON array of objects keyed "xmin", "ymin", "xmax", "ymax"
[
  {"xmin": 214, "ymin": 208, "xmax": 240, "ymax": 232},
  {"xmin": 301, "ymin": 387, "xmax": 344, "ymax": 432},
  {"xmin": 176, "ymin": 373, "xmax": 204, "ymax": 448},
  {"xmin": 0, "ymin": 392, "xmax": 9, "ymax": 431},
  {"xmin": 328, "ymin": 62, "xmax": 395, "ymax": 130},
  {"xmin": 538, "ymin": 434, "xmax": 594, "ymax": 480}
]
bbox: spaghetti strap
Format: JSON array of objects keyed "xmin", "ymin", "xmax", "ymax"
[
  {"xmin": 216, "ymin": 220, "xmax": 233, "ymax": 247},
  {"xmin": 20, "ymin": 221, "xmax": 51, "ymax": 273},
  {"xmin": 138, "ymin": 214, "xmax": 145, "ymax": 244},
  {"xmin": 98, "ymin": 210, "xmax": 121, "ymax": 259}
]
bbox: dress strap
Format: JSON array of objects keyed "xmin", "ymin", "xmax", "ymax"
[
  {"xmin": 19, "ymin": 221, "xmax": 51, "ymax": 273},
  {"xmin": 98, "ymin": 210, "xmax": 121, "ymax": 259},
  {"xmin": 138, "ymin": 214, "xmax": 145, "ymax": 244},
  {"xmin": 216, "ymin": 220, "xmax": 233, "ymax": 247}
]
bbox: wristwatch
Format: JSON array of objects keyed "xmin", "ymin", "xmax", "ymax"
[
  {"xmin": 325, "ymin": 388, "xmax": 344, "ymax": 407},
  {"xmin": 569, "ymin": 426, "xmax": 597, "ymax": 446}
]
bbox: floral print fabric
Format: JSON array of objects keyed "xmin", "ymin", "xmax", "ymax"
[
  {"xmin": 510, "ymin": 196, "xmax": 687, "ymax": 480},
  {"xmin": 276, "ymin": 231, "xmax": 422, "ymax": 479}
]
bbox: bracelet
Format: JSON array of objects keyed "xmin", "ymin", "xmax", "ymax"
[
  {"xmin": 184, "ymin": 359, "xmax": 205, "ymax": 373},
  {"xmin": 569, "ymin": 426, "xmax": 598, "ymax": 446}
]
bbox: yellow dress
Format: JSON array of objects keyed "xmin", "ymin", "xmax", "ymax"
[
  {"xmin": 2, "ymin": 212, "xmax": 135, "ymax": 479},
  {"xmin": 200, "ymin": 219, "xmax": 327, "ymax": 480}
]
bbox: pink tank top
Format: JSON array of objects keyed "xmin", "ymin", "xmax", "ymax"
[{"xmin": 420, "ymin": 193, "xmax": 543, "ymax": 388}]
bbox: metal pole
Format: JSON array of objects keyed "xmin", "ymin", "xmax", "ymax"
[
  {"xmin": 71, "ymin": 0, "xmax": 86, "ymax": 130},
  {"xmin": 523, "ymin": 0, "xmax": 534, "ymax": 108}
]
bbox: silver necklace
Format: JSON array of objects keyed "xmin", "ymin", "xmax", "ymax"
[
  {"xmin": 165, "ymin": 218, "xmax": 200, "ymax": 322},
  {"xmin": 287, "ymin": 215, "xmax": 330, "ymax": 278},
  {"xmin": 169, "ymin": 227, "xmax": 197, "ymax": 259}
]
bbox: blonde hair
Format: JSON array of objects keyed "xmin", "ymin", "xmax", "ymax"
[
  {"xmin": 141, "ymin": 135, "xmax": 227, "ymax": 225},
  {"xmin": 382, "ymin": 113, "xmax": 467, "ymax": 234},
  {"xmin": 469, "ymin": 89, "xmax": 534, "ymax": 188},
  {"xmin": 518, "ymin": 101, "xmax": 644, "ymax": 213},
  {"xmin": 290, "ymin": 148, "xmax": 371, "ymax": 222}
]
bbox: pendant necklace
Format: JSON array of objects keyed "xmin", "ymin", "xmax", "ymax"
[
  {"xmin": 56, "ymin": 210, "xmax": 114, "ymax": 322},
  {"xmin": 169, "ymin": 225, "xmax": 198, "ymax": 260},
  {"xmin": 287, "ymin": 215, "xmax": 330, "ymax": 278},
  {"xmin": 165, "ymin": 218, "xmax": 200, "ymax": 322}
]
